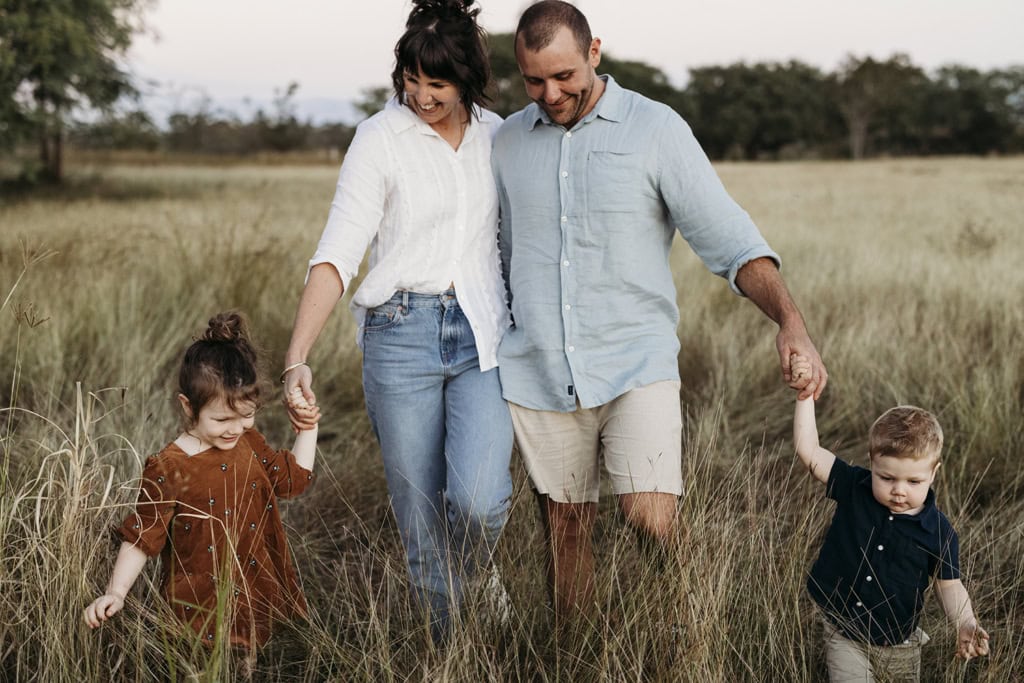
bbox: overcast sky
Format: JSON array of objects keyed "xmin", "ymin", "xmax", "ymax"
[{"xmin": 128, "ymin": 0, "xmax": 1024, "ymax": 123}]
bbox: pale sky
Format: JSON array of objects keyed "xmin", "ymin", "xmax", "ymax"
[{"xmin": 129, "ymin": 0, "xmax": 1024, "ymax": 124}]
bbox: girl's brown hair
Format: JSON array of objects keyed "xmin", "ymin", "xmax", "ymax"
[{"xmin": 177, "ymin": 312, "xmax": 262, "ymax": 424}]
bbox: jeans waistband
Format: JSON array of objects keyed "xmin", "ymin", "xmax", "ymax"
[{"xmin": 384, "ymin": 288, "xmax": 457, "ymax": 308}]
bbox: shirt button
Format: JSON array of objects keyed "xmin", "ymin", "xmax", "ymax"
[
  {"xmin": 865, "ymin": 576, "xmax": 873, "ymax": 582},
  {"xmin": 567, "ymin": 345, "xmax": 575, "ymax": 352},
  {"xmin": 565, "ymin": 131, "xmax": 572, "ymax": 138},
  {"xmin": 562, "ymin": 260, "xmax": 570, "ymax": 267},
  {"xmin": 561, "ymin": 216, "xmax": 567, "ymax": 223},
  {"xmin": 561, "ymin": 171, "xmax": 568, "ymax": 178},
  {"xmin": 564, "ymin": 304, "xmax": 571, "ymax": 310}
]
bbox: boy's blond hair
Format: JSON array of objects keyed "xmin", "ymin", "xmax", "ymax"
[{"xmin": 869, "ymin": 405, "xmax": 943, "ymax": 462}]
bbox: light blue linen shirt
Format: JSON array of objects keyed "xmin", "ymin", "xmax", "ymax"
[{"xmin": 492, "ymin": 76, "xmax": 779, "ymax": 412}]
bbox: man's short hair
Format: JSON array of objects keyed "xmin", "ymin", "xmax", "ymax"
[
  {"xmin": 869, "ymin": 405, "xmax": 943, "ymax": 462},
  {"xmin": 515, "ymin": 0, "xmax": 592, "ymax": 56}
]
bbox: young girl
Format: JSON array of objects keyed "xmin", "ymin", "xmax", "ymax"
[{"xmin": 84, "ymin": 312, "xmax": 320, "ymax": 649}]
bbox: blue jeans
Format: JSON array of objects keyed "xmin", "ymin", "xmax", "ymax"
[{"xmin": 362, "ymin": 289, "xmax": 513, "ymax": 637}]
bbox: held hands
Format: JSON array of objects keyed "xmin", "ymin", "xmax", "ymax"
[
  {"xmin": 83, "ymin": 593, "xmax": 125, "ymax": 628},
  {"xmin": 956, "ymin": 620, "xmax": 991, "ymax": 660},
  {"xmin": 283, "ymin": 364, "xmax": 320, "ymax": 432},
  {"xmin": 779, "ymin": 328, "xmax": 827, "ymax": 400}
]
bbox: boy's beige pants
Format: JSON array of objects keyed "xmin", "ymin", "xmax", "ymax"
[{"xmin": 822, "ymin": 617, "xmax": 930, "ymax": 682}]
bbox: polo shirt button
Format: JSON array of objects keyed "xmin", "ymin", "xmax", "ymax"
[
  {"xmin": 865, "ymin": 576, "xmax": 873, "ymax": 582},
  {"xmin": 888, "ymin": 515, "xmax": 894, "ymax": 521},
  {"xmin": 877, "ymin": 545, "xmax": 884, "ymax": 551},
  {"xmin": 855, "ymin": 601, "xmax": 863, "ymax": 607}
]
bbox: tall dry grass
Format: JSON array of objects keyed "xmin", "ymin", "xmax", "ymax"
[{"xmin": 1, "ymin": 157, "xmax": 1022, "ymax": 681}]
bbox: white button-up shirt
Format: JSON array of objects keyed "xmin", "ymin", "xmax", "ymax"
[{"xmin": 309, "ymin": 97, "xmax": 510, "ymax": 370}]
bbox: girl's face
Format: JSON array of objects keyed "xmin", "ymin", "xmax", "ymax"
[
  {"xmin": 180, "ymin": 394, "xmax": 256, "ymax": 451},
  {"xmin": 403, "ymin": 67, "xmax": 462, "ymax": 129}
]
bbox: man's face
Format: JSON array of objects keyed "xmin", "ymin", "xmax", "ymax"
[
  {"xmin": 515, "ymin": 25, "xmax": 602, "ymax": 129},
  {"xmin": 870, "ymin": 454, "xmax": 939, "ymax": 515}
]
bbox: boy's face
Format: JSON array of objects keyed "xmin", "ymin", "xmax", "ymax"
[{"xmin": 870, "ymin": 454, "xmax": 939, "ymax": 515}]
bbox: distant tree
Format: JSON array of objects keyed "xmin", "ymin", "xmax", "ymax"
[
  {"xmin": 353, "ymin": 86, "xmax": 391, "ymax": 120},
  {"xmin": 684, "ymin": 61, "xmax": 840, "ymax": 159},
  {"xmin": 487, "ymin": 33, "xmax": 532, "ymax": 118},
  {"xmin": 833, "ymin": 54, "xmax": 929, "ymax": 159},
  {"xmin": 70, "ymin": 109, "xmax": 160, "ymax": 151},
  {"xmin": 254, "ymin": 81, "xmax": 310, "ymax": 152},
  {"xmin": 0, "ymin": 0, "xmax": 151, "ymax": 181},
  {"xmin": 923, "ymin": 65, "xmax": 1023, "ymax": 154}
]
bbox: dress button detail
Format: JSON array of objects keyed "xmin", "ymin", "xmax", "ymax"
[
  {"xmin": 208, "ymin": 498, "xmax": 215, "ymax": 506},
  {"xmin": 224, "ymin": 509, "xmax": 230, "ymax": 516},
  {"xmin": 184, "ymin": 523, "xmax": 191, "ymax": 531},
  {"xmin": 185, "ymin": 606, "xmax": 191, "ymax": 611},
  {"xmin": 262, "ymin": 458, "xmax": 268, "ymax": 464},
  {"xmin": 251, "ymin": 482, "xmax": 257, "ymax": 489},
  {"xmin": 157, "ymin": 476, "xmax": 165, "ymax": 483},
  {"xmin": 249, "ymin": 559, "xmax": 257, "ymax": 566},
  {"xmin": 207, "ymin": 545, "xmax": 214, "ymax": 552},
  {"xmin": 250, "ymin": 522, "xmax": 257, "ymax": 530},
  {"xmin": 266, "ymin": 503, "xmax": 273, "ymax": 510},
  {"xmin": 220, "ymin": 464, "xmax": 227, "ymax": 471},
  {"xmin": 272, "ymin": 465, "xmax": 279, "ymax": 471}
]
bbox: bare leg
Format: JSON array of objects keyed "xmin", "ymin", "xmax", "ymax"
[
  {"xmin": 538, "ymin": 494, "xmax": 598, "ymax": 625},
  {"xmin": 619, "ymin": 492, "xmax": 678, "ymax": 567}
]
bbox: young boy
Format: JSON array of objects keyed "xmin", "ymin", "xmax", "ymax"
[{"xmin": 790, "ymin": 355, "xmax": 989, "ymax": 681}]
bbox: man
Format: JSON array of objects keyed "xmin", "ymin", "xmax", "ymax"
[{"xmin": 492, "ymin": 0, "xmax": 827, "ymax": 622}]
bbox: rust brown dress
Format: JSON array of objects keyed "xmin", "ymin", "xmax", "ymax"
[{"xmin": 117, "ymin": 428, "xmax": 314, "ymax": 648}]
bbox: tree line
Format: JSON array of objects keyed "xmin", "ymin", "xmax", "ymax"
[{"xmin": 3, "ymin": 0, "xmax": 1022, "ymax": 184}]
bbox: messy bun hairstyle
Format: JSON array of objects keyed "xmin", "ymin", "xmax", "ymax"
[
  {"xmin": 177, "ymin": 311, "xmax": 262, "ymax": 424},
  {"xmin": 391, "ymin": 0, "xmax": 491, "ymax": 117}
]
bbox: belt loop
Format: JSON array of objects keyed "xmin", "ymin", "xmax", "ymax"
[{"xmin": 401, "ymin": 290, "xmax": 409, "ymax": 310}]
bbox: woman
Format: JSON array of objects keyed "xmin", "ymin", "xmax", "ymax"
[{"xmin": 281, "ymin": 0, "xmax": 512, "ymax": 639}]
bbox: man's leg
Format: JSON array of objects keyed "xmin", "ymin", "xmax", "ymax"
[
  {"xmin": 540, "ymin": 495, "xmax": 598, "ymax": 625},
  {"xmin": 618, "ymin": 491, "xmax": 678, "ymax": 565}
]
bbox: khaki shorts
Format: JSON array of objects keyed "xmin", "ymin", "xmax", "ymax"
[
  {"xmin": 509, "ymin": 380, "xmax": 683, "ymax": 504},
  {"xmin": 822, "ymin": 616, "xmax": 930, "ymax": 682}
]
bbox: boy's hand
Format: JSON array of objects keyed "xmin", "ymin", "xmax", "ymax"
[
  {"xmin": 790, "ymin": 354, "xmax": 812, "ymax": 385},
  {"xmin": 83, "ymin": 594, "xmax": 125, "ymax": 628},
  {"xmin": 956, "ymin": 621, "xmax": 990, "ymax": 660}
]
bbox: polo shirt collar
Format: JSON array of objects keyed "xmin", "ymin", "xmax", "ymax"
[
  {"xmin": 855, "ymin": 468, "xmax": 940, "ymax": 533},
  {"xmin": 525, "ymin": 74, "xmax": 625, "ymax": 131}
]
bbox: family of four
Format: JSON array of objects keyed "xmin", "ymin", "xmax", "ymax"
[{"xmin": 84, "ymin": 1, "xmax": 989, "ymax": 679}]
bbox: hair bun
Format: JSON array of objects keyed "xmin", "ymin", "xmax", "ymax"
[
  {"xmin": 203, "ymin": 311, "xmax": 247, "ymax": 344},
  {"xmin": 408, "ymin": 0, "xmax": 478, "ymax": 24}
]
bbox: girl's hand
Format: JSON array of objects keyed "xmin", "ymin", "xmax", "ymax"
[{"xmin": 83, "ymin": 594, "xmax": 125, "ymax": 628}]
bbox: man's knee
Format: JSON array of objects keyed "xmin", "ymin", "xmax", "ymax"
[{"xmin": 619, "ymin": 492, "xmax": 678, "ymax": 541}]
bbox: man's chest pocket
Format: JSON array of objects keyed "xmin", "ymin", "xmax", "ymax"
[{"xmin": 585, "ymin": 150, "xmax": 650, "ymax": 214}]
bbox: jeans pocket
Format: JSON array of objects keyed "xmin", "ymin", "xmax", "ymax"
[{"xmin": 364, "ymin": 302, "xmax": 406, "ymax": 333}]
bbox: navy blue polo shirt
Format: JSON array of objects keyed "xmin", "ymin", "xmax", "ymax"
[{"xmin": 808, "ymin": 457, "xmax": 959, "ymax": 646}]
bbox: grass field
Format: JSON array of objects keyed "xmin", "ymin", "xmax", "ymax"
[{"xmin": 1, "ymin": 156, "xmax": 1022, "ymax": 681}]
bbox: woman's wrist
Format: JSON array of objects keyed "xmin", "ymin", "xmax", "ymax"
[{"xmin": 279, "ymin": 361, "xmax": 310, "ymax": 384}]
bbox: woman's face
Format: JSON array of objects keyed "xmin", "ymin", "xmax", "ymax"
[{"xmin": 403, "ymin": 67, "xmax": 462, "ymax": 129}]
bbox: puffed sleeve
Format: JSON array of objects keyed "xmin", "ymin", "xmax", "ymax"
[
  {"xmin": 243, "ymin": 429, "xmax": 314, "ymax": 500},
  {"xmin": 116, "ymin": 455, "xmax": 176, "ymax": 557}
]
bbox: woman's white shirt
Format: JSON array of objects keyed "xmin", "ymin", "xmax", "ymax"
[{"xmin": 308, "ymin": 97, "xmax": 510, "ymax": 370}]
